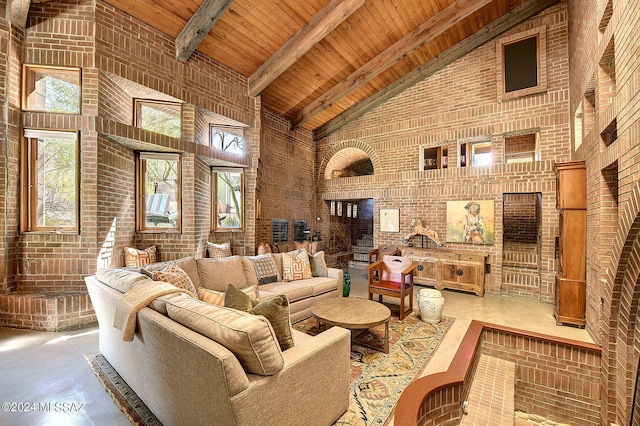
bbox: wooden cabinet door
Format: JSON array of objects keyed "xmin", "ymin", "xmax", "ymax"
[
  {"xmin": 440, "ymin": 261, "xmax": 459, "ymax": 286},
  {"xmin": 555, "ymin": 161, "xmax": 586, "ymax": 209}
]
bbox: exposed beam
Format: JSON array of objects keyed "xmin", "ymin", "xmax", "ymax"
[
  {"xmin": 314, "ymin": 0, "xmax": 560, "ymax": 140},
  {"xmin": 248, "ymin": 0, "xmax": 365, "ymax": 97},
  {"xmin": 292, "ymin": 0, "xmax": 490, "ymax": 129},
  {"xmin": 8, "ymin": 0, "xmax": 31, "ymax": 28},
  {"xmin": 175, "ymin": 0, "xmax": 234, "ymax": 62}
]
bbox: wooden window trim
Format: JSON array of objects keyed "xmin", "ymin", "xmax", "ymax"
[
  {"xmin": 136, "ymin": 152, "xmax": 182, "ymax": 233},
  {"xmin": 496, "ymin": 26, "xmax": 547, "ymax": 101},
  {"xmin": 22, "ymin": 64, "xmax": 81, "ymax": 114},
  {"xmin": 212, "ymin": 168, "xmax": 244, "ymax": 232},
  {"xmin": 133, "ymin": 99, "xmax": 183, "ymax": 137},
  {"xmin": 20, "ymin": 129, "xmax": 80, "ymax": 233}
]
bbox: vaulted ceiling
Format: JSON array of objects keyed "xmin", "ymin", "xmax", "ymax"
[{"xmin": 30, "ymin": 0, "xmax": 559, "ymax": 139}]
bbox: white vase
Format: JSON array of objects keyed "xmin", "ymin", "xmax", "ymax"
[{"xmin": 418, "ymin": 289, "xmax": 444, "ymax": 323}]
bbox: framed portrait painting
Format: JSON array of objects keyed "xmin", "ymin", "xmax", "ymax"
[
  {"xmin": 446, "ymin": 200, "xmax": 495, "ymax": 244},
  {"xmin": 380, "ymin": 208, "xmax": 400, "ymax": 233}
]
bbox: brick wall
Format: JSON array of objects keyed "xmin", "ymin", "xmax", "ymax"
[
  {"xmin": 317, "ymin": 3, "xmax": 569, "ymax": 301},
  {"xmin": 503, "ymin": 193, "xmax": 539, "ymax": 244}
]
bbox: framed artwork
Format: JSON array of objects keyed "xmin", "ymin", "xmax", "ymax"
[
  {"xmin": 347, "ymin": 203, "xmax": 352, "ymax": 218},
  {"xmin": 330, "ymin": 200, "xmax": 335, "ymax": 215},
  {"xmin": 446, "ymin": 200, "xmax": 495, "ymax": 244},
  {"xmin": 380, "ymin": 208, "xmax": 400, "ymax": 233},
  {"xmin": 337, "ymin": 202, "xmax": 343, "ymax": 217}
]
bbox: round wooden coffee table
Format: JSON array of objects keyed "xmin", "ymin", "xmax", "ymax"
[{"xmin": 311, "ymin": 297, "xmax": 391, "ymax": 353}]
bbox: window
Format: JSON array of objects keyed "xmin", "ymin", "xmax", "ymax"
[
  {"xmin": 134, "ymin": 99, "xmax": 181, "ymax": 138},
  {"xmin": 460, "ymin": 141, "xmax": 491, "ymax": 167},
  {"xmin": 213, "ymin": 168, "xmax": 243, "ymax": 230},
  {"xmin": 496, "ymin": 26, "xmax": 547, "ymax": 100},
  {"xmin": 504, "ymin": 133, "xmax": 537, "ymax": 164},
  {"xmin": 137, "ymin": 152, "xmax": 181, "ymax": 231},
  {"xmin": 211, "ymin": 125, "xmax": 245, "ymax": 155},
  {"xmin": 21, "ymin": 129, "xmax": 79, "ymax": 232},
  {"xmin": 22, "ymin": 65, "xmax": 81, "ymax": 114}
]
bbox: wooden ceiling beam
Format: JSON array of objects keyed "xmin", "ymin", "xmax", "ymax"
[
  {"xmin": 175, "ymin": 0, "xmax": 234, "ymax": 62},
  {"xmin": 314, "ymin": 0, "xmax": 560, "ymax": 140},
  {"xmin": 248, "ymin": 0, "xmax": 365, "ymax": 97},
  {"xmin": 8, "ymin": 0, "xmax": 31, "ymax": 28},
  {"xmin": 292, "ymin": 0, "xmax": 491, "ymax": 130}
]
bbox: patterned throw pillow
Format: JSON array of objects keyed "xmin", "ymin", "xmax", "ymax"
[
  {"xmin": 207, "ymin": 241, "xmax": 232, "ymax": 258},
  {"xmin": 248, "ymin": 255, "xmax": 279, "ymax": 285},
  {"xmin": 282, "ymin": 251, "xmax": 312, "ymax": 282},
  {"xmin": 198, "ymin": 285, "xmax": 259, "ymax": 307},
  {"xmin": 224, "ymin": 284, "xmax": 294, "ymax": 351},
  {"xmin": 124, "ymin": 245, "xmax": 157, "ymax": 267},
  {"xmin": 152, "ymin": 263, "xmax": 197, "ymax": 295}
]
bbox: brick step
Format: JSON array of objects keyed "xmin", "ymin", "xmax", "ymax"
[
  {"xmin": 0, "ymin": 291, "xmax": 96, "ymax": 331},
  {"xmin": 460, "ymin": 354, "xmax": 516, "ymax": 426},
  {"xmin": 501, "ymin": 266, "xmax": 541, "ymax": 286},
  {"xmin": 502, "ymin": 251, "xmax": 539, "ymax": 268}
]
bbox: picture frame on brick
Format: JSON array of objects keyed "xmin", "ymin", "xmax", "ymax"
[
  {"xmin": 380, "ymin": 208, "xmax": 400, "ymax": 233},
  {"xmin": 446, "ymin": 200, "xmax": 495, "ymax": 244}
]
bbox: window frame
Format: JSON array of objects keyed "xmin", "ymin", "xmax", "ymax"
[
  {"xmin": 133, "ymin": 99, "xmax": 182, "ymax": 138},
  {"xmin": 20, "ymin": 129, "xmax": 80, "ymax": 233},
  {"xmin": 22, "ymin": 64, "xmax": 82, "ymax": 114},
  {"xmin": 136, "ymin": 152, "xmax": 182, "ymax": 233},
  {"xmin": 212, "ymin": 168, "xmax": 244, "ymax": 231},
  {"xmin": 496, "ymin": 26, "xmax": 547, "ymax": 101},
  {"xmin": 210, "ymin": 125, "xmax": 246, "ymax": 156}
]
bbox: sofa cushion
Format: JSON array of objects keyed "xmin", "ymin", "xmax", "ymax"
[
  {"xmin": 225, "ymin": 285, "xmax": 294, "ymax": 351},
  {"xmin": 207, "ymin": 241, "xmax": 232, "ymax": 258},
  {"xmin": 165, "ymin": 297, "xmax": 284, "ymax": 376},
  {"xmin": 197, "ymin": 256, "xmax": 248, "ymax": 292},
  {"xmin": 124, "ymin": 245, "xmax": 157, "ymax": 267},
  {"xmin": 282, "ymin": 251, "xmax": 312, "ymax": 282},
  {"xmin": 257, "ymin": 280, "xmax": 314, "ymax": 303},
  {"xmin": 152, "ymin": 263, "xmax": 198, "ymax": 295},
  {"xmin": 308, "ymin": 251, "xmax": 328, "ymax": 277},
  {"xmin": 95, "ymin": 268, "xmax": 151, "ymax": 293},
  {"xmin": 198, "ymin": 285, "xmax": 259, "ymax": 307},
  {"xmin": 245, "ymin": 255, "xmax": 279, "ymax": 285},
  {"xmin": 173, "ymin": 257, "xmax": 201, "ymax": 288}
]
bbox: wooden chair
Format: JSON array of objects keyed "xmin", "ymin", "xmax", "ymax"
[
  {"xmin": 367, "ymin": 255, "xmax": 416, "ymax": 320},
  {"xmin": 367, "ymin": 244, "xmax": 399, "ymax": 264}
]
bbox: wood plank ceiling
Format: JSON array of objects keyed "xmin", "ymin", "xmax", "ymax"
[{"xmin": 35, "ymin": 0, "xmax": 559, "ymax": 138}]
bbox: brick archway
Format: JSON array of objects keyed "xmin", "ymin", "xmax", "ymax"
[
  {"xmin": 603, "ymin": 181, "xmax": 640, "ymax": 425},
  {"xmin": 319, "ymin": 141, "xmax": 379, "ymax": 180}
]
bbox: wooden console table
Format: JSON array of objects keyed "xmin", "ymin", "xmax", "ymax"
[{"xmin": 400, "ymin": 247, "xmax": 488, "ymax": 296}]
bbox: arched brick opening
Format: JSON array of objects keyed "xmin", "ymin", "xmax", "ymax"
[
  {"xmin": 603, "ymin": 181, "xmax": 640, "ymax": 425},
  {"xmin": 319, "ymin": 141, "xmax": 380, "ymax": 180}
]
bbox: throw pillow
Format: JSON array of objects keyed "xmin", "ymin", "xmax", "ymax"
[
  {"xmin": 256, "ymin": 242, "xmax": 272, "ymax": 255},
  {"xmin": 166, "ymin": 297, "xmax": 284, "ymax": 375},
  {"xmin": 224, "ymin": 284, "xmax": 294, "ymax": 351},
  {"xmin": 152, "ymin": 263, "xmax": 198, "ymax": 295},
  {"xmin": 124, "ymin": 245, "xmax": 157, "ymax": 267},
  {"xmin": 282, "ymin": 251, "xmax": 312, "ymax": 282},
  {"xmin": 247, "ymin": 254, "xmax": 279, "ymax": 285},
  {"xmin": 207, "ymin": 241, "xmax": 232, "ymax": 258},
  {"xmin": 197, "ymin": 257, "xmax": 248, "ymax": 292},
  {"xmin": 308, "ymin": 250, "xmax": 329, "ymax": 277},
  {"xmin": 199, "ymin": 285, "xmax": 260, "ymax": 307}
]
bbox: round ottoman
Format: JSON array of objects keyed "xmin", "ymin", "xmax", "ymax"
[{"xmin": 417, "ymin": 288, "xmax": 444, "ymax": 323}]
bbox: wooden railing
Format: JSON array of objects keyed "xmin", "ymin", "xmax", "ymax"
[{"xmin": 394, "ymin": 320, "xmax": 602, "ymax": 425}]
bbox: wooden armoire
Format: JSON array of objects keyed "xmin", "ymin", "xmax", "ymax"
[{"xmin": 554, "ymin": 160, "xmax": 586, "ymax": 327}]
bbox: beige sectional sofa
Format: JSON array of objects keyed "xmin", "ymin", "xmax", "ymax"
[{"xmin": 85, "ymin": 254, "xmax": 350, "ymax": 426}]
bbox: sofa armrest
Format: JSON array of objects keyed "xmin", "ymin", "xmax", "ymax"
[
  {"xmin": 232, "ymin": 326, "xmax": 351, "ymax": 426},
  {"xmin": 328, "ymin": 267, "xmax": 344, "ymax": 296}
]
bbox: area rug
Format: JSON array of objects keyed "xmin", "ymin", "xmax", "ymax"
[
  {"xmin": 293, "ymin": 312, "xmax": 453, "ymax": 426},
  {"xmin": 84, "ymin": 353, "xmax": 162, "ymax": 426},
  {"xmin": 85, "ymin": 312, "xmax": 452, "ymax": 426}
]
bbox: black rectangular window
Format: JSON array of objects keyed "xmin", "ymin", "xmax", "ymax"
[{"xmin": 504, "ymin": 36, "xmax": 538, "ymax": 93}]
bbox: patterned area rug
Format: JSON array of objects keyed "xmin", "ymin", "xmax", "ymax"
[
  {"xmin": 294, "ymin": 312, "xmax": 454, "ymax": 426},
  {"xmin": 84, "ymin": 353, "xmax": 162, "ymax": 426},
  {"xmin": 85, "ymin": 312, "xmax": 452, "ymax": 426}
]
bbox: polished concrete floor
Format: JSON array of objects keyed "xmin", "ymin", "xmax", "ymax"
[{"xmin": 0, "ymin": 267, "xmax": 593, "ymax": 426}]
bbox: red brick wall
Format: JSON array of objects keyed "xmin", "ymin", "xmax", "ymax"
[
  {"xmin": 317, "ymin": 3, "xmax": 570, "ymax": 301},
  {"xmin": 503, "ymin": 193, "xmax": 539, "ymax": 244}
]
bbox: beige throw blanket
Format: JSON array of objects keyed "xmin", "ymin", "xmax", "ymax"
[{"xmin": 114, "ymin": 281, "xmax": 194, "ymax": 342}]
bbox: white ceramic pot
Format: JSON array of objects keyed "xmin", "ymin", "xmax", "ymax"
[{"xmin": 418, "ymin": 288, "xmax": 444, "ymax": 323}]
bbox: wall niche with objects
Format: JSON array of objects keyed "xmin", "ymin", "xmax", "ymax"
[{"xmin": 421, "ymin": 145, "xmax": 448, "ymax": 170}]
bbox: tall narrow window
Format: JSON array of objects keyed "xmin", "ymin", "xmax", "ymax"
[
  {"xmin": 211, "ymin": 125, "xmax": 245, "ymax": 155},
  {"xmin": 213, "ymin": 168, "xmax": 243, "ymax": 230},
  {"xmin": 137, "ymin": 152, "xmax": 181, "ymax": 231},
  {"xmin": 22, "ymin": 65, "xmax": 81, "ymax": 114},
  {"xmin": 21, "ymin": 129, "xmax": 79, "ymax": 232},
  {"xmin": 134, "ymin": 99, "xmax": 182, "ymax": 138}
]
